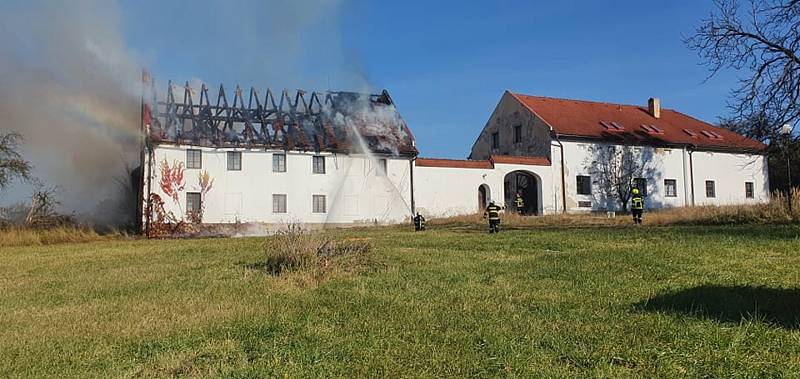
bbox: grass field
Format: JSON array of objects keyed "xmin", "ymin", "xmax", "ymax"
[{"xmin": 2, "ymin": 223, "xmax": 800, "ymax": 377}]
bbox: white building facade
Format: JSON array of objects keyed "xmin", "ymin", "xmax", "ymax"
[{"xmin": 137, "ymin": 84, "xmax": 769, "ymax": 234}]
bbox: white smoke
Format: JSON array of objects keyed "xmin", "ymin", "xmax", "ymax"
[{"xmin": 0, "ymin": 0, "xmax": 142, "ymax": 225}]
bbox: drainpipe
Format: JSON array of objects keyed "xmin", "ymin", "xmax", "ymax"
[
  {"xmin": 553, "ymin": 132, "xmax": 567, "ymax": 213},
  {"xmin": 687, "ymin": 144, "xmax": 696, "ymax": 206},
  {"xmin": 409, "ymin": 156, "xmax": 416, "ymax": 216}
]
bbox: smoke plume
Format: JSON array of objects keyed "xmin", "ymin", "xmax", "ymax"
[{"xmin": 0, "ymin": 0, "xmax": 141, "ymax": 225}]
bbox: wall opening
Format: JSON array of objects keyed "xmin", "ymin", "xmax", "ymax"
[
  {"xmin": 478, "ymin": 184, "xmax": 490, "ymax": 210},
  {"xmin": 504, "ymin": 170, "xmax": 541, "ymax": 215}
]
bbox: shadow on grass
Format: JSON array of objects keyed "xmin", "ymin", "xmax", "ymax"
[
  {"xmin": 241, "ymin": 257, "xmax": 297, "ymax": 276},
  {"xmin": 637, "ymin": 285, "xmax": 800, "ymax": 329}
]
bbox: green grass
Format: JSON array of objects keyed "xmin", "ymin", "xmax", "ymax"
[{"xmin": 2, "ymin": 224, "xmax": 800, "ymax": 377}]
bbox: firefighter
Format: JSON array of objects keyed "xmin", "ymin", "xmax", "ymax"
[
  {"xmin": 631, "ymin": 188, "xmax": 644, "ymax": 225},
  {"xmin": 514, "ymin": 191, "xmax": 525, "ymax": 215},
  {"xmin": 413, "ymin": 212, "xmax": 426, "ymax": 231},
  {"xmin": 483, "ymin": 200, "xmax": 502, "ymax": 233}
]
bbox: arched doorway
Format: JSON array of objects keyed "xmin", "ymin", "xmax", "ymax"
[
  {"xmin": 504, "ymin": 171, "xmax": 540, "ymax": 215},
  {"xmin": 478, "ymin": 184, "xmax": 490, "ymax": 210}
]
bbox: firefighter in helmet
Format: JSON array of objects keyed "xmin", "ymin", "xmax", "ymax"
[
  {"xmin": 514, "ymin": 191, "xmax": 525, "ymax": 215},
  {"xmin": 483, "ymin": 200, "xmax": 503, "ymax": 233},
  {"xmin": 413, "ymin": 212, "xmax": 426, "ymax": 231},
  {"xmin": 631, "ymin": 188, "xmax": 644, "ymax": 224}
]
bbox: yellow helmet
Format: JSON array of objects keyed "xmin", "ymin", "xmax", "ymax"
[{"xmin": 632, "ymin": 188, "xmax": 640, "ymax": 195}]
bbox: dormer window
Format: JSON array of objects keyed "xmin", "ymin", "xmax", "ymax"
[
  {"xmin": 683, "ymin": 129, "xmax": 698, "ymax": 138},
  {"xmin": 701, "ymin": 130, "xmax": 724, "ymax": 140},
  {"xmin": 640, "ymin": 124, "xmax": 664, "ymax": 135},
  {"xmin": 600, "ymin": 121, "xmax": 625, "ymax": 131}
]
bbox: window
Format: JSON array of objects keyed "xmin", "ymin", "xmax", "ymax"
[
  {"xmin": 705, "ymin": 180, "xmax": 716, "ymax": 198},
  {"xmin": 186, "ymin": 192, "xmax": 201, "ymax": 213},
  {"xmin": 578, "ymin": 201, "xmax": 592, "ymax": 208},
  {"xmin": 227, "ymin": 151, "xmax": 242, "ymax": 171},
  {"xmin": 633, "ymin": 178, "xmax": 647, "ymax": 196},
  {"xmin": 376, "ymin": 158, "xmax": 387, "ymax": 177},
  {"xmin": 513, "ymin": 125, "xmax": 522, "ymax": 143},
  {"xmin": 664, "ymin": 179, "xmax": 677, "ymax": 198},
  {"xmin": 312, "ymin": 156, "xmax": 325, "ymax": 174},
  {"xmin": 186, "ymin": 149, "xmax": 202, "ymax": 169},
  {"xmin": 491, "ymin": 132, "xmax": 499, "ymax": 149},
  {"xmin": 273, "ymin": 154, "xmax": 286, "ymax": 172},
  {"xmin": 745, "ymin": 182, "xmax": 754, "ymax": 198},
  {"xmin": 272, "ymin": 194, "xmax": 287, "ymax": 213},
  {"xmin": 576, "ymin": 175, "xmax": 592, "ymax": 195},
  {"xmin": 312, "ymin": 195, "xmax": 326, "ymax": 213}
]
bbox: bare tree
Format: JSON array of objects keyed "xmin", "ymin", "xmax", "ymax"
[
  {"xmin": 0, "ymin": 132, "xmax": 32, "ymax": 192},
  {"xmin": 587, "ymin": 144, "xmax": 657, "ymax": 212},
  {"xmin": 687, "ymin": 0, "xmax": 800, "ymax": 136}
]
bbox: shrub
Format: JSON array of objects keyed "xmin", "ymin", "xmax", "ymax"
[{"xmin": 260, "ymin": 223, "xmax": 373, "ymax": 277}]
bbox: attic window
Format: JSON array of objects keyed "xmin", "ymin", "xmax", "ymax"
[
  {"xmin": 683, "ymin": 128, "xmax": 698, "ymax": 138},
  {"xmin": 640, "ymin": 124, "xmax": 664, "ymax": 135},
  {"xmin": 600, "ymin": 121, "xmax": 625, "ymax": 131},
  {"xmin": 701, "ymin": 130, "xmax": 724, "ymax": 140}
]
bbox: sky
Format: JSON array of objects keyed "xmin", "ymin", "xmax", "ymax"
[{"xmin": 115, "ymin": 0, "xmax": 743, "ymax": 160}]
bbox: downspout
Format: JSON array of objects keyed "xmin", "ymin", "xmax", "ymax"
[
  {"xmin": 687, "ymin": 145, "xmax": 696, "ymax": 206},
  {"xmin": 144, "ymin": 145, "xmax": 154, "ymax": 237},
  {"xmin": 409, "ymin": 156, "xmax": 416, "ymax": 216},
  {"xmin": 554, "ymin": 132, "xmax": 567, "ymax": 213}
]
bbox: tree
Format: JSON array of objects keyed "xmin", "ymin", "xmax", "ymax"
[
  {"xmin": 687, "ymin": 0, "xmax": 800, "ymax": 136},
  {"xmin": 587, "ymin": 144, "xmax": 657, "ymax": 212},
  {"xmin": 0, "ymin": 132, "xmax": 32, "ymax": 192}
]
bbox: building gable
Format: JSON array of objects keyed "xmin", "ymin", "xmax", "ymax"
[{"xmin": 469, "ymin": 92, "xmax": 552, "ymax": 160}]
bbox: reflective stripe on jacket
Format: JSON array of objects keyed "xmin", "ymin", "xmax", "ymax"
[
  {"xmin": 486, "ymin": 205, "xmax": 501, "ymax": 220},
  {"xmin": 631, "ymin": 196, "xmax": 644, "ymax": 210}
]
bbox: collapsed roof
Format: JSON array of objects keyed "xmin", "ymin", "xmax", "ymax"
[
  {"xmin": 141, "ymin": 78, "xmax": 417, "ymax": 156},
  {"xmin": 510, "ymin": 93, "xmax": 766, "ymax": 153}
]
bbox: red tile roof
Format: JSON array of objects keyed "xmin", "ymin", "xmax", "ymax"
[
  {"xmin": 416, "ymin": 155, "xmax": 550, "ymax": 169},
  {"xmin": 489, "ymin": 155, "xmax": 550, "ymax": 166},
  {"xmin": 509, "ymin": 93, "xmax": 767, "ymax": 153}
]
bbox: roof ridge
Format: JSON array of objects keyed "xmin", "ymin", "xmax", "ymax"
[{"xmin": 510, "ymin": 92, "xmax": 676, "ymax": 111}]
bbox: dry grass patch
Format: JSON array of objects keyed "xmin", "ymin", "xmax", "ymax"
[
  {"xmin": 432, "ymin": 191, "xmax": 800, "ymax": 229},
  {"xmin": 0, "ymin": 226, "xmax": 119, "ymax": 247}
]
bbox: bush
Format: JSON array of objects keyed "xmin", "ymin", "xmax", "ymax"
[{"xmin": 260, "ymin": 223, "xmax": 373, "ymax": 277}]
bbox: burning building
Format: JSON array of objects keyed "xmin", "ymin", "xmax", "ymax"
[{"xmin": 138, "ymin": 73, "xmax": 418, "ymax": 236}]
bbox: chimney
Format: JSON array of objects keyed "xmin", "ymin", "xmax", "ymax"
[{"xmin": 648, "ymin": 97, "xmax": 661, "ymax": 119}]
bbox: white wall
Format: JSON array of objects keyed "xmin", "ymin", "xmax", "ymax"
[
  {"xmin": 690, "ymin": 150, "xmax": 769, "ymax": 205},
  {"xmin": 146, "ymin": 144, "xmax": 413, "ymax": 225},
  {"xmin": 552, "ymin": 140, "xmax": 769, "ymax": 212},
  {"xmin": 413, "ymin": 162, "xmax": 556, "ymax": 217}
]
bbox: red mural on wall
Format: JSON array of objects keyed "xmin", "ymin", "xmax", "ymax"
[{"xmin": 159, "ymin": 159, "xmax": 185, "ymax": 204}]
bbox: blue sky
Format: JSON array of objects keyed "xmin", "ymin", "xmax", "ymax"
[{"xmin": 119, "ymin": 0, "xmax": 740, "ymax": 159}]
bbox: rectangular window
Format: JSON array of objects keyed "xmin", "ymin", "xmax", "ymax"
[
  {"xmin": 312, "ymin": 156, "xmax": 325, "ymax": 174},
  {"xmin": 186, "ymin": 149, "xmax": 202, "ymax": 169},
  {"xmin": 312, "ymin": 195, "xmax": 326, "ymax": 213},
  {"xmin": 491, "ymin": 132, "xmax": 499, "ymax": 149},
  {"xmin": 377, "ymin": 158, "xmax": 387, "ymax": 177},
  {"xmin": 273, "ymin": 154, "xmax": 286, "ymax": 172},
  {"xmin": 272, "ymin": 194, "xmax": 287, "ymax": 213},
  {"xmin": 633, "ymin": 178, "xmax": 647, "ymax": 196},
  {"xmin": 705, "ymin": 180, "xmax": 716, "ymax": 198},
  {"xmin": 227, "ymin": 151, "xmax": 242, "ymax": 171},
  {"xmin": 745, "ymin": 182, "xmax": 754, "ymax": 198},
  {"xmin": 664, "ymin": 179, "xmax": 677, "ymax": 198},
  {"xmin": 186, "ymin": 192, "xmax": 201, "ymax": 213},
  {"xmin": 576, "ymin": 175, "xmax": 592, "ymax": 195},
  {"xmin": 513, "ymin": 125, "xmax": 522, "ymax": 143}
]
